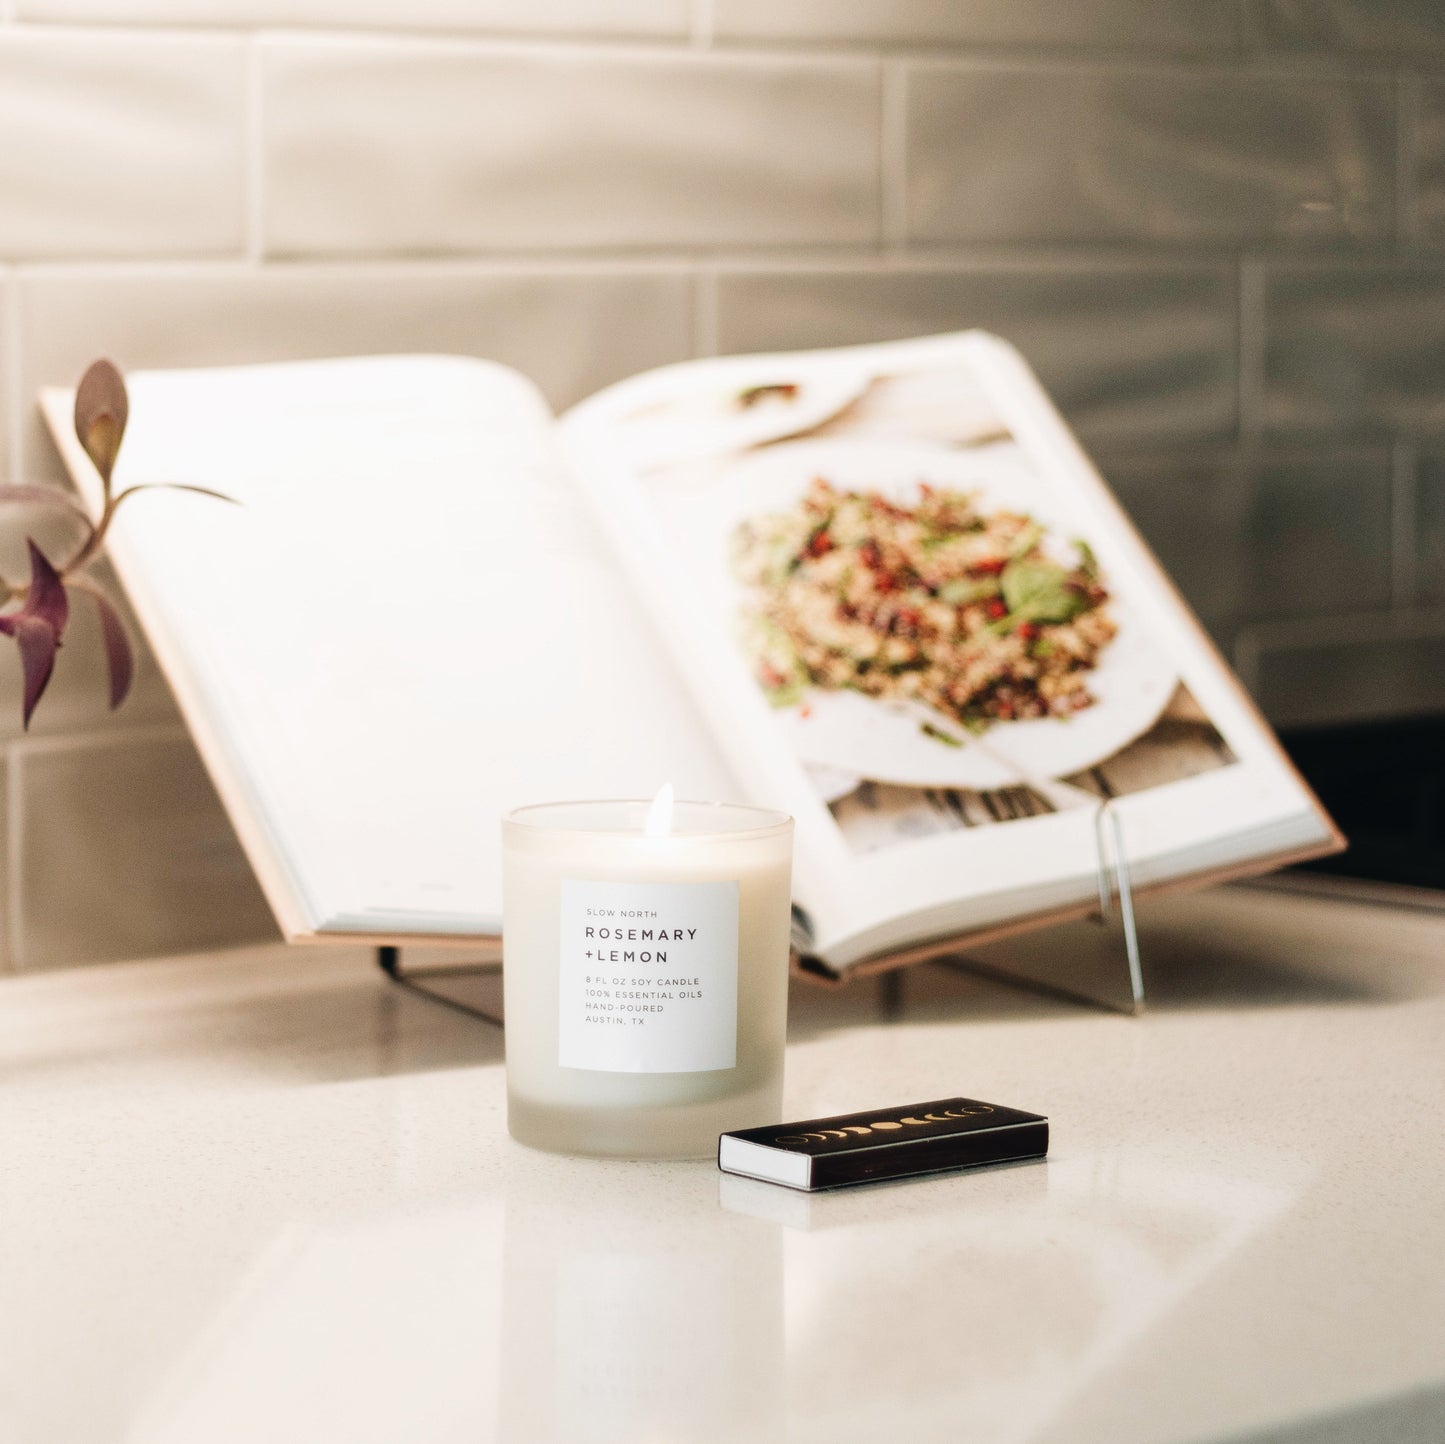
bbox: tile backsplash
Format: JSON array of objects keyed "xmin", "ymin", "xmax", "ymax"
[
  {"xmin": 0, "ymin": 30, "xmax": 248, "ymax": 259},
  {"xmin": 904, "ymin": 64, "xmax": 1395, "ymax": 246},
  {"xmin": 1, "ymin": 2, "xmax": 1441, "ymax": 968},
  {"xmin": 262, "ymin": 40, "xmax": 882, "ymax": 254}
]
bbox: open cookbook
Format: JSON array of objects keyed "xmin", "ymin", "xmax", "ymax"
[{"xmin": 40, "ymin": 331, "xmax": 1341, "ymax": 979}]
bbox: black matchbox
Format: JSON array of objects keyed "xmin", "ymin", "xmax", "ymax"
[{"xmin": 718, "ymin": 1097, "xmax": 1048, "ymax": 1191}]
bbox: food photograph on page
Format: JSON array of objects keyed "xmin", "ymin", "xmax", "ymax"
[{"xmin": 616, "ymin": 356, "xmax": 1236, "ymax": 858}]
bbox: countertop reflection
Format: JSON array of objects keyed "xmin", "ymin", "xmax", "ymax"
[{"xmin": 2, "ymin": 886, "xmax": 1443, "ymax": 1444}]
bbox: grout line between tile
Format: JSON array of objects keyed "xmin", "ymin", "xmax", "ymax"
[
  {"xmin": 131, "ymin": 25, "xmax": 1413, "ymax": 77},
  {"xmin": 15, "ymin": 255, "xmax": 710, "ymax": 281},
  {"xmin": 1232, "ymin": 606, "xmax": 1445, "ymax": 654},
  {"xmin": 5, "ymin": 746, "xmax": 22, "ymax": 974},
  {"xmin": 7, "ymin": 721, "xmax": 191, "ymax": 761},
  {"xmin": 1100, "ymin": 441, "xmax": 1389, "ymax": 469},
  {"xmin": 26, "ymin": 27, "xmax": 731, "ymax": 62},
  {"xmin": 883, "ymin": 48, "xmax": 1405, "ymax": 81},
  {"xmin": 8, "ymin": 247, "xmax": 1287, "ymax": 280},
  {"xmin": 701, "ymin": 245, "xmax": 1251, "ymax": 273},
  {"xmin": 0, "ymin": 22, "xmax": 1430, "ymax": 76},
  {"xmin": 692, "ymin": 266, "xmax": 719, "ymax": 356},
  {"xmin": 3, "ymin": 266, "xmax": 21, "ymax": 486},
  {"xmin": 1391, "ymin": 440, "xmax": 1419, "ymax": 608}
]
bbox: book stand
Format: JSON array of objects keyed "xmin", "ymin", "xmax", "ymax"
[
  {"xmin": 375, "ymin": 799, "xmax": 1147, "ymax": 1024},
  {"xmin": 924, "ymin": 799, "xmax": 1147, "ymax": 1017},
  {"xmin": 376, "ymin": 944, "xmax": 504, "ymax": 1026},
  {"xmin": 1090, "ymin": 802, "xmax": 1147, "ymax": 1013}
]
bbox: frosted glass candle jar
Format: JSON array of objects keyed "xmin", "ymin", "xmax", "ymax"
[{"xmin": 502, "ymin": 799, "xmax": 794, "ymax": 1158}]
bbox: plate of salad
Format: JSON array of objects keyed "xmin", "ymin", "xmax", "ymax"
[{"xmin": 724, "ymin": 440, "xmax": 1177, "ymax": 790}]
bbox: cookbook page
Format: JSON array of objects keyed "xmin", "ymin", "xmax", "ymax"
[
  {"xmin": 561, "ymin": 332, "xmax": 1337, "ymax": 970},
  {"xmin": 43, "ymin": 354, "xmax": 737, "ymax": 940}
]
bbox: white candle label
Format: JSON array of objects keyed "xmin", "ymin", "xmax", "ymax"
[{"xmin": 558, "ymin": 878, "xmax": 739, "ymax": 1073}]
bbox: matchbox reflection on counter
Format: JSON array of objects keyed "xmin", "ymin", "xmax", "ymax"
[
  {"xmin": 498, "ymin": 1160, "xmax": 783, "ymax": 1443},
  {"xmin": 717, "ymin": 1145, "xmax": 1300, "ymax": 1443},
  {"xmin": 493, "ymin": 1138, "xmax": 1301, "ymax": 1444}
]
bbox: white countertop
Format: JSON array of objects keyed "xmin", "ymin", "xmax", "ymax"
[{"xmin": 3, "ymin": 886, "xmax": 1444, "ymax": 1444}]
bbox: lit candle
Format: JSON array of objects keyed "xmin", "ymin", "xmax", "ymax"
[{"xmin": 501, "ymin": 791, "xmax": 794, "ymax": 1157}]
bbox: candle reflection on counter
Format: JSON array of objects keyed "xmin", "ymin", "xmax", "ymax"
[{"xmin": 498, "ymin": 1157, "xmax": 784, "ymax": 1443}]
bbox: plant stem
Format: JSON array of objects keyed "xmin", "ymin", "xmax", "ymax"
[{"xmin": 62, "ymin": 500, "xmax": 111, "ymax": 577}]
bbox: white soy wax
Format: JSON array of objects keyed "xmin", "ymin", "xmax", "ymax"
[{"xmin": 501, "ymin": 792, "xmax": 794, "ymax": 1158}]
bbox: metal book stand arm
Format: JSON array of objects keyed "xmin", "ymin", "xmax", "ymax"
[
  {"xmin": 1095, "ymin": 801, "xmax": 1146, "ymax": 1014},
  {"xmin": 376, "ymin": 943, "xmax": 504, "ymax": 1027},
  {"xmin": 375, "ymin": 800, "xmax": 1145, "ymax": 1024},
  {"xmin": 939, "ymin": 800, "xmax": 1146, "ymax": 1016}
]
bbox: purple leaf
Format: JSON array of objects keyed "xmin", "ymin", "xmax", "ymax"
[
  {"xmin": 73, "ymin": 359, "xmax": 129, "ymax": 488},
  {"xmin": 8, "ymin": 615, "xmax": 58, "ymax": 729},
  {"xmin": 73, "ymin": 581, "xmax": 134, "ymax": 710},
  {"xmin": 22, "ymin": 539, "xmax": 68, "ymax": 637},
  {"xmin": 0, "ymin": 540, "xmax": 71, "ymax": 729}
]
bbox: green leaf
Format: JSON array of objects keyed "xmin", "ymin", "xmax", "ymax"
[
  {"xmin": 1000, "ymin": 558, "xmax": 1088, "ymax": 625},
  {"xmin": 767, "ymin": 676, "xmax": 807, "ymax": 708},
  {"xmin": 1008, "ymin": 521, "xmax": 1044, "ymax": 559},
  {"xmin": 920, "ymin": 721, "xmax": 964, "ymax": 748},
  {"xmin": 938, "ymin": 576, "xmax": 999, "ymax": 605},
  {"xmin": 737, "ymin": 383, "xmax": 799, "ymax": 409},
  {"xmin": 1074, "ymin": 538, "xmax": 1099, "ymax": 580}
]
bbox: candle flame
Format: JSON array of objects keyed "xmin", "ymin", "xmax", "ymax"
[{"xmin": 644, "ymin": 782, "xmax": 675, "ymax": 838}]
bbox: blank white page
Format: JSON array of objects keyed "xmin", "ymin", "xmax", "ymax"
[{"xmin": 52, "ymin": 355, "xmax": 736, "ymax": 937}]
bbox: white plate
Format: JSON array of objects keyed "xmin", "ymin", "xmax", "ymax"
[
  {"xmin": 718, "ymin": 440, "xmax": 1178, "ymax": 790},
  {"xmin": 613, "ymin": 370, "xmax": 870, "ymax": 469},
  {"xmin": 808, "ymin": 366, "xmax": 1013, "ymax": 448}
]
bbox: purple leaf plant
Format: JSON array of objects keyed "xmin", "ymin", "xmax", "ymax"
[{"xmin": 0, "ymin": 359, "xmax": 235, "ymax": 729}]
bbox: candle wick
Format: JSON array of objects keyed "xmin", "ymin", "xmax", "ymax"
[{"xmin": 644, "ymin": 783, "xmax": 675, "ymax": 838}]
